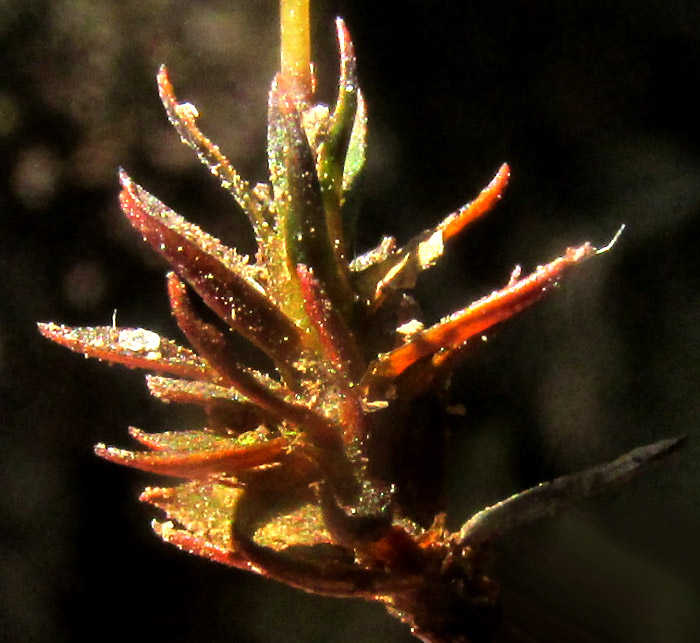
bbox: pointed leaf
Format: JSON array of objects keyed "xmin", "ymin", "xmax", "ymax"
[
  {"xmin": 127, "ymin": 426, "xmax": 273, "ymax": 452},
  {"xmin": 296, "ymin": 264, "xmax": 363, "ymax": 381},
  {"xmin": 459, "ymin": 436, "xmax": 686, "ymax": 546},
  {"xmin": 363, "ymin": 243, "xmax": 596, "ymax": 387},
  {"xmin": 119, "ymin": 170, "xmax": 304, "ymax": 368},
  {"xmin": 157, "ymin": 66, "xmax": 271, "ymax": 236},
  {"xmin": 341, "ymin": 86, "xmax": 367, "ymax": 197},
  {"xmin": 340, "ymin": 90, "xmax": 367, "ymax": 244},
  {"xmin": 95, "ymin": 433, "xmax": 289, "ymax": 478},
  {"xmin": 326, "ymin": 19, "xmax": 361, "ymax": 170},
  {"xmin": 147, "ymin": 376, "xmax": 280, "ymax": 434},
  {"xmin": 439, "ymin": 163, "xmax": 510, "ymax": 242},
  {"xmin": 351, "ymin": 165, "xmax": 510, "ymax": 308},
  {"xmin": 332, "ymin": 20, "xmax": 368, "ymax": 245},
  {"xmin": 37, "ymin": 323, "xmax": 212, "ymax": 380},
  {"xmin": 315, "ymin": 18, "xmax": 363, "ymax": 264},
  {"xmin": 296, "ymin": 264, "xmax": 369, "ymax": 445},
  {"xmin": 145, "ymin": 375, "xmax": 278, "ymax": 430},
  {"xmin": 146, "ymin": 375, "xmax": 250, "ymax": 405},
  {"xmin": 165, "ymin": 272, "xmax": 292, "ymax": 406},
  {"xmin": 268, "ymin": 76, "xmax": 354, "ymax": 316},
  {"xmin": 167, "ymin": 272, "xmax": 344, "ymax": 452}
]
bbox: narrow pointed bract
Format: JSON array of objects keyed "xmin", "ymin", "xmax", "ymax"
[
  {"xmin": 363, "ymin": 242, "xmax": 596, "ymax": 388},
  {"xmin": 157, "ymin": 65, "xmax": 268, "ymax": 231},
  {"xmin": 40, "ymin": 15, "xmax": 683, "ymax": 643},
  {"xmin": 350, "ymin": 163, "xmax": 510, "ymax": 309},
  {"xmin": 37, "ymin": 322, "xmax": 213, "ymax": 380}
]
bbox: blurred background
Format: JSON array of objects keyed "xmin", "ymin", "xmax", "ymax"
[{"xmin": 2, "ymin": 1, "xmax": 699, "ymax": 641}]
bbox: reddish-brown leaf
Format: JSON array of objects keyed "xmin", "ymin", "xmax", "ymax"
[
  {"xmin": 119, "ymin": 170, "xmax": 303, "ymax": 369},
  {"xmin": 157, "ymin": 66, "xmax": 271, "ymax": 235},
  {"xmin": 95, "ymin": 434, "xmax": 289, "ymax": 478},
  {"xmin": 363, "ymin": 243, "xmax": 596, "ymax": 385},
  {"xmin": 350, "ymin": 165, "xmax": 510, "ymax": 308},
  {"xmin": 37, "ymin": 323, "xmax": 212, "ymax": 380}
]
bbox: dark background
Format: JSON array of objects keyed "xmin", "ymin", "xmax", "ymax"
[{"xmin": 2, "ymin": 1, "xmax": 699, "ymax": 641}]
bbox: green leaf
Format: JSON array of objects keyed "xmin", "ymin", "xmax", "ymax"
[
  {"xmin": 267, "ymin": 76, "xmax": 354, "ymax": 317},
  {"xmin": 315, "ymin": 18, "xmax": 364, "ymax": 260}
]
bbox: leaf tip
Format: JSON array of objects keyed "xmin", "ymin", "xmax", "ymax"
[
  {"xmin": 94, "ymin": 443, "xmax": 134, "ymax": 465},
  {"xmin": 117, "ymin": 167, "xmax": 131, "ymax": 189},
  {"xmin": 37, "ymin": 321, "xmax": 55, "ymax": 338}
]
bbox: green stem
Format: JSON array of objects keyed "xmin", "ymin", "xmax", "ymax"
[{"xmin": 280, "ymin": 0, "xmax": 313, "ymax": 100}]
